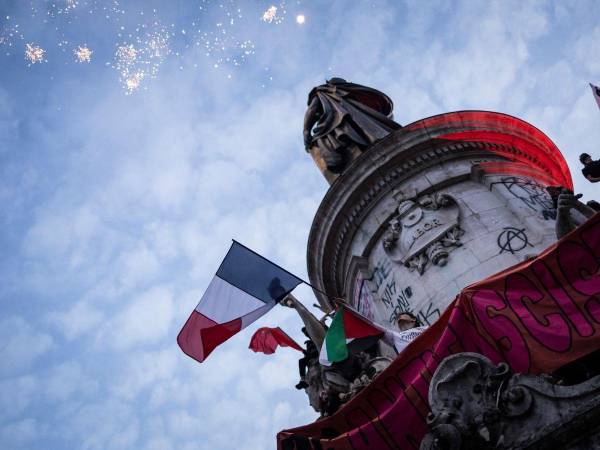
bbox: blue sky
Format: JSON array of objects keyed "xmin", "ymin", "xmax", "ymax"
[{"xmin": 1, "ymin": 1, "xmax": 600, "ymax": 449}]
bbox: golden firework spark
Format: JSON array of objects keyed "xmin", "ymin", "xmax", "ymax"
[
  {"xmin": 74, "ymin": 45, "xmax": 92, "ymax": 62},
  {"xmin": 125, "ymin": 72, "xmax": 144, "ymax": 93},
  {"xmin": 262, "ymin": 6, "xmax": 277, "ymax": 23},
  {"xmin": 116, "ymin": 44, "xmax": 137, "ymax": 63},
  {"xmin": 296, "ymin": 14, "xmax": 305, "ymax": 24},
  {"xmin": 25, "ymin": 43, "xmax": 45, "ymax": 64}
]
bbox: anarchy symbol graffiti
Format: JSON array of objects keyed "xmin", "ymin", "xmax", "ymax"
[{"xmin": 497, "ymin": 227, "xmax": 533, "ymax": 254}]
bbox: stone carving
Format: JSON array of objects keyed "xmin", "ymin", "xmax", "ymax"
[
  {"xmin": 338, "ymin": 356, "xmax": 392, "ymax": 403},
  {"xmin": 552, "ymin": 187, "xmax": 597, "ymax": 239},
  {"xmin": 421, "ymin": 352, "xmax": 600, "ymax": 450},
  {"xmin": 303, "ymin": 78, "xmax": 401, "ymax": 173},
  {"xmin": 383, "ymin": 193, "xmax": 464, "ymax": 275},
  {"xmin": 281, "ymin": 294, "xmax": 391, "ymax": 417}
]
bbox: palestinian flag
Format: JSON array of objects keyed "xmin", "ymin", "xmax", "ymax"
[{"xmin": 319, "ymin": 307, "xmax": 383, "ymax": 366}]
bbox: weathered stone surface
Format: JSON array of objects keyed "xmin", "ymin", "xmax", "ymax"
[{"xmin": 421, "ymin": 352, "xmax": 600, "ymax": 450}]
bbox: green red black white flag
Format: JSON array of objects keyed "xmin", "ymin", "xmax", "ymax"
[
  {"xmin": 319, "ymin": 305, "xmax": 428, "ymax": 366},
  {"xmin": 319, "ymin": 306, "xmax": 383, "ymax": 366}
]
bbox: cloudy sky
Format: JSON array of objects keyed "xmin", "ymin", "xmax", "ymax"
[{"xmin": 1, "ymin": 0, "xmax": 600, "ymax": 449}]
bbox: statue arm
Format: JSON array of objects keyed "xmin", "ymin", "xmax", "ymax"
[
  {"xmin": 303, "ymin": 96, "xmax": 320, "ymax": 151},
  {"xmin": 281, "ymin": 293, "xmax": 327, "ymax": 349},
  {"xmin": 555, "ymin": 190, "xmax": 595, "ymax": 239}
]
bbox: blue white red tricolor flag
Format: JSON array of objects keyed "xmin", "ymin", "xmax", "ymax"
[
  {"xmin": 177, "ymin": 241, "xmax": 303, "ymax": 363},
  {"xmin": 590, "ymin": 83, "xmax": 600, "ymax": 110}
]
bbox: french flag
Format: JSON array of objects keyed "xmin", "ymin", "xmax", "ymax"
[{"xmin": 177, "ymin": 241, "xmax": 303, "ymax": 363}]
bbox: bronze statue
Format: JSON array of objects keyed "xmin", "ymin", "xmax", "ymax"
[
  {"xmin": 303, "ymin": 78, "xmax": 401, "ymax": 173},
  {"xmin": 281, "ymin": 294, "xmax": 391, "ymax": 416}
]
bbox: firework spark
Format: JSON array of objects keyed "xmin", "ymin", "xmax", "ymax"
[
  {"xmin": 296, "ymin": 14, "xmax": 305, "ymax": 24},
  {"xmin": 125, "ymin": 72, "xmax": 143, "ymax": 93},
  {"xmin": 262, "ymin": 6, "xmax": 278, "ymax": 23},
  {"xmin": 111, "ymin": 21, "xmax": 172, "ymax": 93},
  {"xmin": 74, "ymin": 45, "xmax": 92, "ymax": 62},
  {"xmin": 25, "ymin": 43, "xmax": 45, "ymax": 64},
  {"xmin": 116, "ymin": 44, "xmax": 138, "ymax": 64}
]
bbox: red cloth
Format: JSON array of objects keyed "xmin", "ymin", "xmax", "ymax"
[
  {"xmin": 278, "ymin": 213, "xmax": 600, "ymax": 450},
  {"xmin": 249, "ymin": 327, "xmax": 303, "ymax": 355}
]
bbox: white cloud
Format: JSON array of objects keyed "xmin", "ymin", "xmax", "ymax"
[
  {"xmin": 0, "ymin": 375, "xmax": 37, "ymax": 421},
  {"xmin": 0, "ymin": 316, "xmax": 54, "ymax": 377},
  {"xmin": 48, "ymin": 301, "xmax": 104, "ymax": 340},
  {"xmin": 99, "ymin": 286, "xmax": 174, "ymax": 350},
  {"xmin": 4, "ymin": 1, "xmax": 600, "ymax": 449},
  {"xmin": 0, "ymin": 87, "xmax": 19, "ymax": 154},
  {"xmin": 112, "ymin": 347, "xmax": 178, "ymax": 400},
  {"xmin": 44, "ymin": 361, "xmax": 98, "ymax": 402},
  {"xmin": 0, "ymin": 418, "xmax": 37, "ymax": 448},
  {"xmin": 574, "ymin": 25, "xmax": 600, "ymax": 76}
]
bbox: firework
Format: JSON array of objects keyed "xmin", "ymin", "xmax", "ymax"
[
  {"xmin": 125, "ymin": 72, "xmax": 143, "ymax": 93},
  {"xmin": 25, "ymin": 43, "xmax": 45, "ymax": 64},
  {"xmin": 116, "ymin": 44, "xmax": 137, "ymax": 64},
  {"xmin": 74, "ymin": 45, "xmax": 92, "ymax": 62},
  {"xmin": 296, "ymin": 14, "xmax": 305, "ymax": 24},
  {"xmin": 262, "ymin": 6, "xmax": 278, "ymax": 23}
]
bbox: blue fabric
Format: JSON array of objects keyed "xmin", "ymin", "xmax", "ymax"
[{"xmin": 216, "ymin": 241, "xmax": 303, "ymax": 303}]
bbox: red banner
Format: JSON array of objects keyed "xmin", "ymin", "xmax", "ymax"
[{"xmin": 278, "ymin": 213, "xmax": 600, "ymax": 450}]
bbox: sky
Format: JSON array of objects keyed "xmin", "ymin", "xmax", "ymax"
[{"xmin": 1, "ymin": 0, "xmax": 600, "ymax": 449}]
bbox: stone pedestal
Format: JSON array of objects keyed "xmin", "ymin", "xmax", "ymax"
[{"xmin": 307, "ymin": 111, "xmax": 571, "ymax": 333}]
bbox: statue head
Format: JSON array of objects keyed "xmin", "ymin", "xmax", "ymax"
[{"xmin": 326, "ymin": 77, "xmax": 347, "ymax": 85}]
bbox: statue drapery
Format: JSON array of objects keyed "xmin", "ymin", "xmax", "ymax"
[{"xmin": 303, "ymin": 78, "xmax": 401, "ymax": 173}]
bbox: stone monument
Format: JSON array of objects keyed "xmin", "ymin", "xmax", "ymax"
[{"xmin": 279, "ymin": 79, "xmax": 600, "ymax": 450}]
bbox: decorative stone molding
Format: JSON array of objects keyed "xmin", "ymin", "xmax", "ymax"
[
  {"xmin": 382, "ymin": 193, "xmax": 464, "ymax": 274},
  {"xmin": 307, "ymin": 136, "xmax": 509, "ymax": 310},
  {"xmin": 307, "ymin": 111, "xmax": 571, "ymax": 311},
  {"xmin": 421, "ymin": 353, "xmax": 600, "ymax": 450}
]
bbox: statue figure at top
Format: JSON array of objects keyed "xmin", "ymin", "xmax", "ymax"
[{"xmin": 303, "ymin": 78, "xmax": 402, "ymax": 174}]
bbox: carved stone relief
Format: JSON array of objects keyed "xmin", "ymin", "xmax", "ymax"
[
  {"xmin": 421, "ymin": 352, "xmax": 600, "ymax": 450},
  {"xmin": 383, "ymin": 193, "xmax": 464, "ymax": 275}
]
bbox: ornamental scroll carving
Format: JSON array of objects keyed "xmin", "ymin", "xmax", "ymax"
[
  {"xmin": 382, "ymin": 193, "xmax": 464, "ymax": 275},
  {"xmin": 421, "ymin": 352, "xmax": 600, "ymax": 450}
]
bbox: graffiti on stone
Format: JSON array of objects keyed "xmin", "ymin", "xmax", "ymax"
[
  {"xmin": 367, "ymin": 258, "xmax": 440, "ymax": 327},
  {"xmin": 366, "ymin": 258, "xmax": 392, "ymax": 290},
  {"xmin": 381, "ymin": 280, "xmax": 397, "ymax": 307},
  {"xmin": 354, "ymin": 273, "xmax": 376, "ymax": 322},
  {"xmin": 415, "ymin": 302, "xmax": 441, "ymax": 326},
  {"xmin": 388, "ymin": 285, "xmax": 413, "ymax": 323},
  {"xmin": 490, "ymin": 176, "xmax": 556, "ymax": 220},
  {"xmin": 497, "ymin": 227, "xmax": 533, "ymax": 254}
]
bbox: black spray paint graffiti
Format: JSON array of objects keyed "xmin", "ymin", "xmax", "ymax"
[
  {"xmin": 366, "ymin": 259, "xmax": 392, "ymax": 291},
  {"xmin": 497, "ymin": 227, "xmax": 534, "ymax": 254},
  {"xmin": 381, "ymin": 280, "xmax": 411, "ymax": 308},
  {"xmin": 383, "ymin": 279, "xmax": 441, "ymax": 326},
  {"xmin": 490, "ymin": 176, "xmax": 556, "ymax": 220},
  {"xmin": 367, "ymin": 259, "xmax": 441, "ymax": 326}
]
